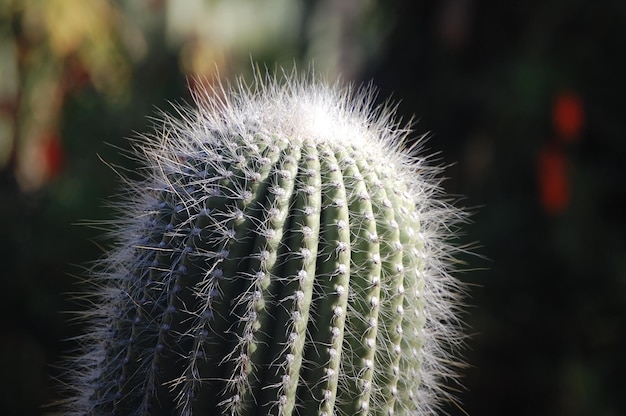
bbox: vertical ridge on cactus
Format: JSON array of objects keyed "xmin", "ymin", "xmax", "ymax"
[{"xmin": 60, "ymin": 68, "xmax": 467, "ymax": 416}]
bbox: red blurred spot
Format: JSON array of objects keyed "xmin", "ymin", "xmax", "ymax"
[
  {"xmin": 65, "ymin": 57, "xmax": 91, "ymax": 91},
  {"xmin": 553, "ymin": 91, "xmax": 584, "ymax": 142},
  {"xmin": 538, "ymin": 146, "xmax": 569, "ymax": 215},
  {"xmin": 41, "ymin": 134, "xmax": 64, "ymax": 179}
]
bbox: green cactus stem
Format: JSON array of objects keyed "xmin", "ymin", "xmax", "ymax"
[{"xmin": 61, "ymin": 70, "xmax": 466, "ymax": 416}]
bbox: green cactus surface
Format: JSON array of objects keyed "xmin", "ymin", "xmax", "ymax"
[{"xmin": 62, "ymin": 71, "xmax": 466, "ymax": 416}]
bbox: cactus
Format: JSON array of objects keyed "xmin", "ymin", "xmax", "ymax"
[{"xmin": 62, "ymin": 70, "xmax": 466, "ymax": 416}]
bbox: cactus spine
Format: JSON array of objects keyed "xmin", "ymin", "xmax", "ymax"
[{"xmin": 64, "ymin": 71, "xmax": 465, "ymax": 416}]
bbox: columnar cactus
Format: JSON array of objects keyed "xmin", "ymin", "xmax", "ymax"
[{"xmin": 63, "ymin": 70, "xmax": 466, "ymax": 415}]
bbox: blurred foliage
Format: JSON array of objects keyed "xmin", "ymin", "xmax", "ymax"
[
  {"xmin": 1, "ymin": 0, "xmax": 625, "ymax": 415},
  {"xmin": 0, "ymin": 0, "xmax": 141, "ymax": 191}
]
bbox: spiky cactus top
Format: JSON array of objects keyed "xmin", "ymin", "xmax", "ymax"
[{"xmin": 65, "ymin": 71, "xmax": 466, "ymax": 416}]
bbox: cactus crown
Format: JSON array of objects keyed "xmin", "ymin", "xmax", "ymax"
[{"xmin": 61, "ymin": 69, "xmax": 466, "ymax": 416}]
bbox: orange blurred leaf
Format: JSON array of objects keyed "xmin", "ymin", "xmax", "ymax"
[
  {"xmin": 41, "ymin": 133, "xmax": 64, "ymax": 179},
  {"xmin": 538, "ymin": 145, "xmax": 570, "ymax": 215},
  {"xmin": 553, "ymin": 91, "xmax": 584, "ymax": 142}
]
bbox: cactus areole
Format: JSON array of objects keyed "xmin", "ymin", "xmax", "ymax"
[{"xmin": 65, "ymin": 71, "xmax": 466, "ymax": 415}]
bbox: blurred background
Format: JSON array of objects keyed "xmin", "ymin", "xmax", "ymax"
[{"xmin": 1, "ymin": 0, "xmax": 625, "ymax": 415}]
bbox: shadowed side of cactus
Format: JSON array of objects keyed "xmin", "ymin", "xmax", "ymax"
[{"xmin": 61, "ymin": 70, "xmax": 466, "ymax": 416}]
